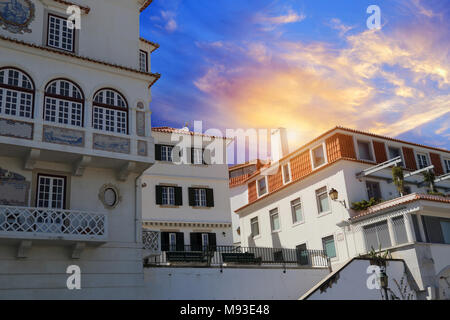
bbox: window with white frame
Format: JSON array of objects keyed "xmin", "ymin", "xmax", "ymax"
[
  {"xmin": 47, "ymin": 14, "xmax": 75, "ymax": 52},
  {"xmin": 161, "ymin": 145, "xmax": 173, "ymax": 162},
  {"xmin": 282, "ymin": 163, "xmax": 291, "ymax": 184},
  {"xmin": 444, "ymin": 159, "xmax": 450, "ymax": 173},
  {"xmin": 312, "ymin": 145, "xmax": 325, "ymax": 167},
  {"xmin": 192, "ymin": 148, "xmax": 203, "ymax": 164},
  {"xmin": 93, "ymin": 89, "xmax": 128, "ymax": 134},
  {"xmin": 322, "ymin": 235, "xmax": 337, "ymax": 258},
  {"xmin": 36, "ymin": 175, "xmax": 65, "ymax": 209},
  {"xmin": 257, "ymin": 177, "xmax": 267, "ymax": 197},
  {"xmin": 161, "ymin": 186, "xmax": 175, "ymax": 205},
  {"xmin": 291, "ymin": 198, "xmax": 303, "ymax": 224},
  {"xmin": 0, "ymin": 68, "xmax": 34, "ymax": 119},
  {"xmin": 139, "ymin": 50, "xmax": 148, "ymax": 72},
  {"xmin": 316, "ymin": 186, "xmax": 330, "ymax": 214},
  {"xmin": 269, "ymin": 208, "xmax": 280, "ymax": 231},
  {"xmin": 44, "ymin": 79, "xmax": 84, "ymax": 127},
  {"xmin": 416, "ymin": 152, "xmax": 429, "ymax": 169},
  {"xmin": 251, "ymin": 217, "xmax": 259, "ymax": 237},
  {"xmin": 363, "ymin": 220, "xmax": 392, "ymax": 250},
  {"xmin": 193, "ymin": 188, "xmax": 207, "ymax": 207},
  {"xmin": 388, "ymin": 146, "xmax": 403, "ymax": 166},
  {"xmin": 357, "ymin": 140, "xmax": 374, "ymax": 161}
]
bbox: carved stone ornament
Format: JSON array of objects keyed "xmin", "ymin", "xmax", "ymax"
[
  {"xmin": 98, "ymin": 183, "xmax": 121, "ymax": 210},
  {"xmin": 0, "ymin": 0, "xmax": 35, "ymax": 34}
]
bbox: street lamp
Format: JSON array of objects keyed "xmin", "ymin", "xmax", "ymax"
[{"xmin": 328, "ymin": 188, "xmax": 347, "ymax": 208}]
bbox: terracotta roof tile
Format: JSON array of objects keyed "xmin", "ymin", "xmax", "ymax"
[
  {"xmin": 0, "ymin": 35, "xmax": 161, "ymax": 87},
  {"xmin": 350, "ymin": 193, "xmax": 450, "ymax": 221},
  {"xmin": 140, "ymin": 0, "xmax": 153, "ymax": 12},
  {"xmin": 152, "ymin": 126, "xmax": 232, "ymax": 140}
]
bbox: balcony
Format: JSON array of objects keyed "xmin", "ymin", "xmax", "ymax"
[
  {"xmin": 0, "ymin": 205, "xmax": 108, "ymax": 243},
  {"xmin": 143, "ymin": 231, "xmax": 330, "ymax": 269}
]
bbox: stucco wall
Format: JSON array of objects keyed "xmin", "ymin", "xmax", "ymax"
[{"xmin": 142, "ymin": 266, "xmax": 329, "ymax": 300}]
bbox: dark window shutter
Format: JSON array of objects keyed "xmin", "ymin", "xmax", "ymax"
[
  {"xmin": 174, "ymin": 187, "xmax": 183, "ymax": 206},
  {"xmin": 190, "ymin": 232, "xmax": 202, "ymax": 251},
  {"xmin": 155, "ymin": 144, "xmax": 162, "ymax": 161},
  {"xmin": 176, "ymin": 232, "xmax": 185, "ymax": 251},
  {"xmin": 161, "ymin": 232, "xmax": 169, "ymax": 251},
  {"xmin": 206, "ymin": 188, "xmax": 214, "ymax": 207},
  {"xmin": 188, "ymin": 188, "xmax": 195, "ymax": 206},
  {"xmin": 208, "ymin": 233, "xmax": 217, "ymax": 251},
  {"xmin": 190, "ymin": 148, "xmax": 194, "ymax": 165},
  {"xmin": 203, "ymin": 148, "xmax": 210, "ymax": 165},
  {"xmin": 155, "ymin": 186, "xmax": 163, "ymax": 205}
]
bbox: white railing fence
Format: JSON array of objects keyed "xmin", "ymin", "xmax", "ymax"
[
  {"xmin": 0, "ymin": 205, "xmax": 107, "ymax": 240},
  {"xmin": 143, "ymin": 229, "xmax": 160, "ymax": 253}
]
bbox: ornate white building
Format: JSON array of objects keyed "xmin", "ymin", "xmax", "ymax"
[{"xmin": 0, "ymin": 0, "xmax": 159, "ymax": 299}]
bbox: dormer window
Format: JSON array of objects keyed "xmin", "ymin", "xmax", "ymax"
[
  {"xmin": 0, "ymin": 67, "xmax": 34, "ymax": 119},
  {"xmin": 357, "ymin": 140, "xmax": 374, "ymax": 161},
  {"xmin": 47, "ymin": 14, "xmax": 75, "ymax": 52},
  {"xmin": 416, "ymin": 152, "xmax": 429, "ymax": 169},
  {"xmin": 282, "ymin": 163, "xmax": 291, "ymax": 184},
  {"xmin": 257, "ymin": 177, "xmax": 267, "ymax": 197},
  {"xmin": 44, "ymin": 79, "xmax": 84, "ymax": 127},
  {"xmin": 312, "ymin": 145, "xmax": 326, "ymax": 168},
  {"xmin": 93, "ymin": 89, "xmax": 128, "ymax": 134},
  {"xmin": 139, "ymin": 50, "xmax": 148, "ymax": 72}
]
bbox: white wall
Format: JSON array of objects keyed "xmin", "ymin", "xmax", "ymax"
[
  {"xmin": 229, "ymin": 184, "xmax": 247, "ymax": 244},
  {"xmin": 305, "ymin": 259, "xmax": 417, "ymax": 300},
  {"xmin": 142, "ymin": 266, "xmax": 329, "ymax": 300}
]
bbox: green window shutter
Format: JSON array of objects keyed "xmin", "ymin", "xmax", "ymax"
[
  {"xmin": 161, "ymin": 232, "xmax": 169, "ymax": 251},
  {"xmin": 176, "ymin": 232, "xmax": 185, "ymax": 251},
  {"xmin": 188, "ymin": 188, "xmax": 195, "ymax": 206}
]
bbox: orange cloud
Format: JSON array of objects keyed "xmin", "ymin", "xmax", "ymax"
[{"xmin": 194, "ymin": 21, "xmax": 449, "ymax": 151}]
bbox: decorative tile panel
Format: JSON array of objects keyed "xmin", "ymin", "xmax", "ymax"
[
  {"xmin": 93, "ymin": 133, "xmax": 130, "ymax": 154},
  {"xmin": 0, "ymin": 118, "xmax": 33, "ymax": 139},
  {"xmin": 43, "ymin": 126, "xmax": 84, "ymax": 147}
]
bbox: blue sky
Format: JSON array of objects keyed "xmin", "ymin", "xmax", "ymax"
[{"xmin": 140, "ymin": 0, "xmax": 449, "ymax": 151}]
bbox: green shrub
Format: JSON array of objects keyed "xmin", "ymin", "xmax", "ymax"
[{"xmin": 351, "ymin": 197, "xmax": 382, "ymax": 211}]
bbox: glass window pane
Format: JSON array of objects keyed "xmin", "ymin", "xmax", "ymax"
[{"xmin": 322, "ymin": 236, "xmax": 336, "ymax": 258}]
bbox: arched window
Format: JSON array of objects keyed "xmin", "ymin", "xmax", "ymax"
[
  {"xmin": 0, "ymin": 67, "xmax": 34, "ymax": 119},
  {"xmin": 44, "ymin": 79, "xmax": 84, "ymax": 127},
  {"xmin": 92, "ymin": 89, "xmax": 128, "ymax": 134}
]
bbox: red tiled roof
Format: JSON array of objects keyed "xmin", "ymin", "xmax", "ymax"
[
  {"xmin": 229, "ymin": 174, "xmax": 250, "ymax": 188},
  {"xmin": 51, "ymin": 0, "xmax": 90, "ymax": 13},
  {"xmin": 140, "ymin": 37, "xmax": 160, "ymax": 52},
  {"xmin": 152, "ymin": 127, "xmax": 232, "ymax": 140},
  {"xmin": 140, "ymin": 0, "xmax": 153, "ymax": 12},
  {"xmin": 350, "ymin": 193, "xmax": 450, "ymax": 221},
  {"xmin": 0, "ymin": 35, "xmax": 161, "ymax": 88}
]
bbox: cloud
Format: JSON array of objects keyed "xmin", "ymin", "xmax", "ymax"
[
  {"xmin": 151, "ymin": 10, "xmax": 178, "ymax": 32},
  {"xmin": 193, "ymin": 21, "xmax": 450, "ymax": 150},
  {"xmin": 255, "ymin": 9, "xmax": 306, "ymax": 31},
  {"xmin": 328, "ymin": 18, "xmax": 354, "ymax": 37}
]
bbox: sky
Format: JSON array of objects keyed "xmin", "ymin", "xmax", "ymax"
[{"xmin": 140, "ymin": 0, "xmax": 450, "ymax": 157}]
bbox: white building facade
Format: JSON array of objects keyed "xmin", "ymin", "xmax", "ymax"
[
  {"xmin": 0, "ymin": 0, "xmax": 159, "ymax": 299},
  {"xmin": 233, "ymin": 127, "xmax": 450, "ymax": 299},
  {"xmin": 142, "ymin": 127, "xmax": 234, "ymax": 259}
]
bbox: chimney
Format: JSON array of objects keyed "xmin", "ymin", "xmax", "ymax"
[{"xmin": 271, "ymin": 128, "xmax": 289, "ymax": 162}]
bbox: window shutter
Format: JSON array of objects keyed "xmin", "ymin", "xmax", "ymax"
[
  {"xmin": 176, "ymin": 232, "xmax": 185, "ymax": 251},
  {"xmin": 155, "ymin": 186, "xmax": 163, "ymax": 205},
  {"xmin": 208, "ymin": 233, "xmax": 217, "ymax": 250},
  {"xmin": 203, "ymin": 148, "xmax": 211, "ymax": 165},
  {"xmin": 190, "ymin": 148, "xmax": 194, "ymax": 165},
  {"xmin": 206, "ymin": 188, "xmax": 214, "ymax": 207},
  {"xmin": 155, "ymin": 144, "xmax": 162, "ymax": 161},
  {"xmin": 174, "ymin": 187, "xmax": 183, "ymax": 206},
  {"xmin": 190, "ymin": 232, "xmax": 202, "ymax": 251},
  {"xmin": 188, "ymin": 188, "xmax": 195, "ymax": 206},
  {"xmin": 160, "ymin": 232, "xmax": 169, "ymax": 251}
]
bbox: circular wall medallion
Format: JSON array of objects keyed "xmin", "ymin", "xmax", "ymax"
[
  {"xmin": 98, "ymin": 184, "xmax": 121, "ymax": 209},
  {"xmin": 0, "ymin": 0, "xmax": 35, "ymax": 34}
]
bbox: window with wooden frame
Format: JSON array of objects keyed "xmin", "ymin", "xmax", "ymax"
[
  {"xmin": 47, "ymin": 14, "xmax": 75, "ymax": 52},
  {"xmin": 93, "ymin": 89, "xmax": 128, "ymax": 134},
  {"xmin": 44, "ymin": 79, "xmax": 84, "ymax": 127},
  {"xmin": 155, "ymin": 185, "xmax": 182, "ymax": 206},
  {"xmin": 139, "ymin": 50, "xmax": 148, "ymax": 72},
  {"xmin": 0, "ymin": 67, "xmax": 34, "ymax": 119}
]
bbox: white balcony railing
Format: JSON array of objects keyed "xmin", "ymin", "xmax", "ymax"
[
  {"xmin": 0, "ymin": 206, "xmax": 108, "ymax": 242},
  {"xmin": 143, "ymin": 229, "xmax": 160, "ymax": 253}
]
